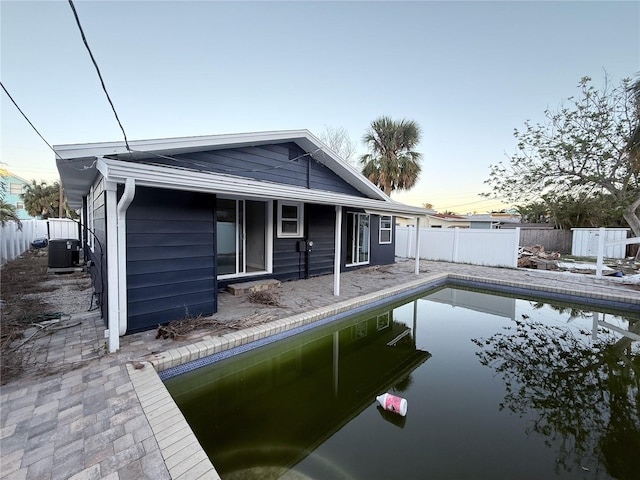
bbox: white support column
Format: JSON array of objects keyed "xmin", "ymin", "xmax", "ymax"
[
  {"xmin": 333, "ymin": 331, "xmax": 339, "ymax": 397},
  {"xmin": 414, "ymin": 216, "xmax": 421, "ymax": 275},
  {"xmin": 513, "ymin": 227, "xmax": 521, "ymax": 268},
  {"xmin": 412, "ymin": 300, "xmax": 418, "ymax": 346},
  {"xmin": 105, "ymin": 183, "xmax": 120, "ymax": 352},
  {"xmin": 334, "ymin": 206, "xmax": 342, "ymax": 296}
]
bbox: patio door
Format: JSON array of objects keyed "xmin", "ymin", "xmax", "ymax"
[
  {"xmin": 346, "ymin": 212, "xmax": 370, "ymax": 266},
  {"xmin": 216, "ymin": 198, "xmax": 270, "ymax": 278}
]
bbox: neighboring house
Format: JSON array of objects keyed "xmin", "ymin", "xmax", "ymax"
[
  {"xmin": 425, "ymin": 213, "xmax": 470, "ymax": 228},
  {"xmin": 0, "ymin": 169, "xmax": 34, "ymax": 220},
  {"xmin": 55, "ymin": 130, "xmax": 428, "ymax": 350}
]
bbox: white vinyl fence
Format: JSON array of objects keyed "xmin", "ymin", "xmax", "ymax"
[
  {"xmin": 571, "ymin": 228, "xmax": 631, "ymax": 259},
  {"xmin": 1, "ymin": 218, "xmax": 80, "ymax": 265},
  {"xmin": 48, "ymin": 218, "xmax": 80, "ymax": 241},
  {"xmin": 396, "ymin": 226, "xmax": 520, "ymax": 268},
  {"xmin": 1, "ymin": 220, "xmax": 48, "ymax": 265}
]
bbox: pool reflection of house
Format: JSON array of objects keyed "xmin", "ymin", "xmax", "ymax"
[{"xmin": 166, "ymin": 308, "xmax": 431, "ymax": 476}]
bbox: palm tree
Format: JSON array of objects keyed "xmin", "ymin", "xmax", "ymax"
[
  {"xmin": 0, "ymin": 199, "xmax": 22, "ymax": 230},
  {"xmin": 360, "ymin": 116, "xmax": 423, "ymax": 196}
]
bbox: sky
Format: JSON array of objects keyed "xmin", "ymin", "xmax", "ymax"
[{"xmin": 1, "ymin": 0, "xmax": 638, "ymax": 214}]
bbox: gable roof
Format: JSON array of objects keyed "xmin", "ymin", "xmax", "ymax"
[{"xmin": 55, "ymin": 129, "xmax": 427, "ymax": 216}]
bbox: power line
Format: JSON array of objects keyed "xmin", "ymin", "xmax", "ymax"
[
  {"xmin": 67, "ymin": 0, "xmax": 130, "ymax": 152},
  {"xmin": 126, "ymin": 147, "xmax": 322, "ymax": 176},
  {"xmin": 1, "ymin": 81, "xmax": 61, "ymax": 160}
]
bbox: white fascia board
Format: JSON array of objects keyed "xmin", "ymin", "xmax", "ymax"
[
  {"xmin": 97, "ymin": 158, "xmax": 427, "ymax": 217},
  {"xmin": 55, "ymin": 130, "xmax": 311, "ymax": 159}
]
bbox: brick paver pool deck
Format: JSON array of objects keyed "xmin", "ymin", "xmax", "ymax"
[{"xmin": 1, "ymin": 259, "xmax": 638, "ymax": 479}]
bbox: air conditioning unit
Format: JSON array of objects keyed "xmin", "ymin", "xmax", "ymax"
[{"xmin": 48, "ymin": 239, "xmax": 81, "ymax": 268}]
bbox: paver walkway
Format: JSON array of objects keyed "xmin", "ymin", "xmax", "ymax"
[{"xmin": 1, "ymin": 259, "xmax": 638, "ymax": 479}]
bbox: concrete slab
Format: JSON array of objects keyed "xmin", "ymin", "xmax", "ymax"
[{"xmin": 1, "ymin": 259, "xmax": 638, "ymax": 479}]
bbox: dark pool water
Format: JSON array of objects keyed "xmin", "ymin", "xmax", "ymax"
[{"xmin": 164, "ymin": 287, "xmax": 640, "ymax": 480}]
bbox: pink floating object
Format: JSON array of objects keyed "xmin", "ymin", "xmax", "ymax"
[{"xmin": 376, "ymin": 393, "xmax": 408, "ymax": 416}]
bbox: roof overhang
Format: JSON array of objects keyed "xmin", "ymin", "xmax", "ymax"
[
  {"xmin": 55, "ymin": 129, "xmax": 394, "ymax": 208},
  {"xmin": 94, "ymin": 157, "xmax": 428, "ymax": 217}
]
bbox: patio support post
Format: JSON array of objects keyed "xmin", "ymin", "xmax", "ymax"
[
  {"xmin": 414, "ymin": 216, "xmax": 421, "ymax": 275},
  {"xmin": 334, "ymin": 205, "xmax": 342, "ymax": 296}
]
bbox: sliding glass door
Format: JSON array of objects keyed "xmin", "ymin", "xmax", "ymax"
[
  {"xmin": 216, "ymin": 198, "xmax": 270, "ymax": 278},
  {"xmin": 346, "ymin": 212, "xmax": 370, "ymax": 266}
]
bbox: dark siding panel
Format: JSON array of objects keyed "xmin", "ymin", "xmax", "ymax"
[
  {"xmin": 141, "ymin": 142, "xmax": 367, "ymax": 197},
  {"xmin": 273, "ymin": 237, "xmax": 305, "ymax": 281},
  {"xmin": 88, "ymin": 192, "xmax": 107, "ymax": 326},
  {"xmin": 157, "ymin": 143, "xmax": 308, "ymax": 187},
  {"xmin": 369, "ymin": 215, "xmax": 396, "ymax": 266},
  {"xmin": 125, "ymin": 187, "xmax": 216, "ymax": 333},
  {"xmin": 307, "ymin": 204, "xmax": 335, "ymax": 277},
  {"xmin": 309, "ymin": 158, "xmax": 364, "ymax": 196}
]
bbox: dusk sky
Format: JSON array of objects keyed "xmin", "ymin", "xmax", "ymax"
[{"xmin": 1, "ymin": 1, "xmax": 638, "ymax": 213}]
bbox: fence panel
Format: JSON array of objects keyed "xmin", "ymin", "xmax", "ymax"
[
  {"xmin": 571, "ymin": 228, "xmax": 630, "ymax": 258},
  {"xmin": 396, "ymin": 227, "xmax": 519, "ymax": 268},
  {"xmin": 1, "ymin": 220, "xmax": 49, "ymax": 264},
  {"xmin": 48, "ymin": 218, "xmax": 80, "ymax": 240},
  {"xmin": 519, "ymin": 229, "xmax": 572, "ymax": 253}
]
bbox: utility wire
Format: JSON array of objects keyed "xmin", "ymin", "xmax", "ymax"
[
  {"xmin": 1, "ymin": 81, "xmax": 62, "ymax": 160},
  {"xmin": 126, "ymin": 147, "xmax": 323, "ymax": 176},
  {"xmin": 68, "ymin": 0, "xmax": 130, "ymax": 151}
]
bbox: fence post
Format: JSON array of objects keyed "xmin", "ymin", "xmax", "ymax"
[
  {"xmin": 452, "ymin": 227, "xmax": 459, "ymax": 262},
  {"xmin": 0, "ymin": 225, "xmax": 6, "ymax": 264},
  {"xmin": 406, "ymin": 225, "xmax": 413, "ymax": 258},
  {"xmin": 595, "ymin": 227, "xmax": 605, "ymax": 279},
  {"xmin": 512, "ymin": 227, "xmax": 520, "ymax": 268}
]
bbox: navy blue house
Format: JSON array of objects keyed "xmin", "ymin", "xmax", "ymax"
[{"xmin": 56, "ymin": 130, "xmax": 426, "ymax": 351}]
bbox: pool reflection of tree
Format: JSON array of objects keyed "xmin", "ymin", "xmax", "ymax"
[{"xmin": 471, "ymin": 316, "xmax": 639, "ymax": 479}]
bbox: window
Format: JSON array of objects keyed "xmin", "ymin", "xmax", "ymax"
[
  {"xmin": 277, "ymin": 201, "xmax": 304, "ymax": 238},
  {"xmin": 9, "ymin": 183, "xmax": 23, "ymax": 195},
  {"xmin": 16, "ymin": 202, "xmax": 24, "ymax": 210},
  {"xmin": 379, "ymin": 216, "xmax": 392, "ymax": 244}
]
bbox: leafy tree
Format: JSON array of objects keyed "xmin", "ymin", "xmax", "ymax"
[
  {"xmin": 472, "ymin": 315, "xmax": 640, "ymax": 478},
  {"xmin": 360, "ymin": 116, "xmax": 423, "ymax": 196},
  {"xmin": 422, "ymin": 202, "xmax": 434, "ymax": 210},
  {"xmin": 319, "ymin": 125, "xmax": 357, "ymax": 165},
  {"xmin": 544, "ymin": 192, "xmax": 627, "ymax": 229},
  {"xmin": 21, "ymin": 180, "xmax": 75, "ymax": 219},
  {"xmin": 515, "ymin": 201, "xmax": 548, "ymax": 224},
  {"xmin": 0, "ymin": 199, "xmax": 22, "ymax": 229},
  {"xmin": 485, "ymin": 76, "xmax": 640, "ymax": 236}
]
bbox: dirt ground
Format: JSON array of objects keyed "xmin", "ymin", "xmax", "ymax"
[{"xmin": 0, "ymin": 248, "xmax": 93, "ymax": 383}]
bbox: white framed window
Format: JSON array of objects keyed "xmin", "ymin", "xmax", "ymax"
[
  {"xmin": 9, "ymin": 183, "xmax": 23, "ymax": 195},
  {"xmin": 277, "ymin": 201, "xmax": 304, "ymax": 238},
  {"xmin": 379, "ymin": 215, "xmax": 392, "ymax": 244},
  {"xmin": 16, "ymin": 202, "xmax": 24, "ymax": 210}
]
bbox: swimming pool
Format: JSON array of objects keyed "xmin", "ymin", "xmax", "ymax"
[{"xmin": 164, "ymin": 286, "xmax": 639, "ymax": 479}]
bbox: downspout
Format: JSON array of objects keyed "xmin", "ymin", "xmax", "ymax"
[{"xmin": 116, "ymin": 178, "xmax": 136, "ymax": 336}]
